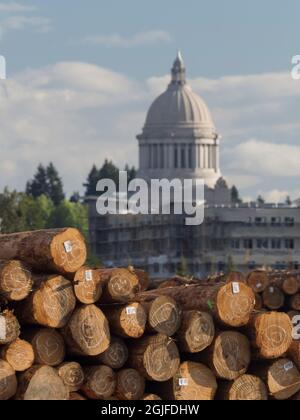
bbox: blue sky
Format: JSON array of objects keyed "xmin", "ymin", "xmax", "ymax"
[{"xmin": 0, "ymin": 0, "xmax": 300, "ymax": 201}]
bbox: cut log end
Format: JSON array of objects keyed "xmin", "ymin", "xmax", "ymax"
[
  {"xmin": 103, "ymin": 303, "xmax": 147, "ymax": 339},
  {"xmin": 1, "ymin": 339, "xmax": 34, "ymax": 372},
  {"xmin": 263, "ymin": 286, "xmax": 285, "ymax": 310},
  {"xmin": 147, "ymin": 296, "xmax": 181, "ymax": 336},
  {"xmin": 128, "ymin": 334, "xmax": 180, "ymax": 382},
  {"xmin": 99, "ymin": 337, "xmax": 128, "ymax": 370},
  {"xmin": 103, "ymin": 268, "xmax": 141, "ymax": 303},
  {"xmin": 115, "ymin": 369, "xmax": 145, "ymax": 400},
  {"xmin": 216, "ymin": 282, "xmax": 255, "ymax": 327},
  {"xmin": 250, "ymin": 312, "xmax": 293, "ymax": 359},
  {"xmin": 211, "ymin": 331, "xmax": 251, "ymax": 380},
  {"xmin": 223, "ymin": 375, "xmax": 268, "ymax": 400},
  {"xmin": 0, "ymin": 359, "xmax": 17, "ymax": 400},
  {"xmin": 170, "ymin": 361, "xmax": 217, "ymax": 400},
  {"xmin": 0, "ymin": 310, "xmax": 20, "ymax": 345},
  {"xmin": 57, "ymin": 362, "xmax": 85, "ymax": 393},
  {"xmin": 290, "ymin": 294, "xmax": 300, "ymax": 311},
  {"xmin": 142, "ymin": 394, "xmax": 162, "ymax": 400},
  {"xmin": 27, "ymin": 328, "xmax": 66, "ymax": 366},
  {"xmin": 17, "ymin": 365, "xmax": 69, "ymax": 400},
  {"xmin": 81, "ymin": 366, "xmax": 116, "ymax": 400},
  {"xmin": 247, "ymin": 271, "xmax": 269, "ymax": 293},
  {"xmin": 267, "ymin": 358, "xmax": 300, "ymax": 400},
  {"xmin": 177, "ymin": 311, "xmax": 215, "ymax": 353},
  {"xmin": 0, "ymin": 260, "xmax": 33, "ymax": 302},
  {"xmin": 283, "ymin": 276, "xmax": 300, "ymax": 296},
  {"xmin": 63, "ymin": 305, "xmax": 110, "ymax": 356},
  {"xmin": 74, "ymin": 267, "xmax": 103, "ymax": 304}
]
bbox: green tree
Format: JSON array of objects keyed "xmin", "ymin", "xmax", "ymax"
[
  {"xmin": 231, "ymin": 185, "xmax": 242, "ymax": 204},
  {"xmin": 0, "ymin": 188, "xmax": 24, "ymax": 233},
  {"xmin": 26, "ymin": 163, "xmax": 65, "ymax": 205},
  {"xmin": 26, "ymin": 164, "xmax": 48, "ymax": 199},
  {"xmin": 19, "ymin": 194, "xmax": 54, "ymax": 231},
  {"xmin": 46, "ymin": 163, "xmax": 65, "ymax": 205},
  {"xmin": 48, "ymin": 200, "xmax": 88, "ymax": 234},
  {"xmin": 99, "ymin": 160, "xmax": 120, "ymax": 188},
  {"xmin": 124, "ymin": 164, "xmax": 137, "ymax": 184},
  {"xmin": 84, "ymin": 165, "xmax": 100, "ymax": 196}
]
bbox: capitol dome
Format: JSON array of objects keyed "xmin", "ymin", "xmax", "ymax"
[
  {"xmin": 137, "ymin": 52, "xmax": 222, "ymax": 189},
  {"xmin": 142, "ymin": 52, "xmax": 218, "ymax": 140}
]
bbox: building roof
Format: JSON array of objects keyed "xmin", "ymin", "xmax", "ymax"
[{"xmin": 140, "ymin": 52, "xmax": 218, "ymax": 140}]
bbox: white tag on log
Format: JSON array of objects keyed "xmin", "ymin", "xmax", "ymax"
[
  {"xmin": 85, "ymin": 270, "xmax": 93, "ymax": 282},
  {"xmin": 64, "ymin": 241, "xmax": 73, "ymax": 253},
  {"xmin": 284, "ymin": 362, "xmax": 294, "ymax": 372},
  {"xmin": 232, "ymin": 282, "xmax": 240, "ymax": 294},
  {"xmin": 269, "ymin": 287, "xmax": 274, "ymax": 294},
  {"xmin": 179, "ymin": 378, "xmax": 189, "ymax": 386},
  {"xmin": 0, "ymin": 316, "xmax": 6, "ymax": 340},
  {"xmin": 126, "ymin": 307, "xmax": 136, "ymax": 315},
  {"xmin": 256, "ymin": 283, "xmax": 262, "ymax": 289}
]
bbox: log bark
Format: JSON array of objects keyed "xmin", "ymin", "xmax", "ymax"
[
  {"xmin": 247, "ymin": 270, "xmax": 269, "ymax": 293},
  {"xmin": 74, "ymin": 267, "xmax": 103, "ymax": 304},
  {"xmin": 128, "ymin": 267, "xmax": 150, "ymax": 292},
  {"xmin": 158, "ymin": 276, "xmax": 198, "ymax": 289},
  {"xmin": 127, "ymin": 334, "xmax": 180, "ymax": 382},
  {"xmin": 290, "ymin": 294, "xmax": 300, "ymax": 311},
  {"xmin": 100, "ymin": 268, "xmax": 144, "ymax": 303},
  {"xmin": 0, "ymin": 338, "xmax": 34, "ymax": 372},
  {"xmin": 115, "ymin": 368, "xmax": 145, "ymax": 400},
  {"xmin": 136, "ymin": 281, "xmax": 255, "ymax": 328},
  {"xmin": 0, "ymin": 260, "xmax": 33, "ymax": 302},
  {"xmin": 176, "ymin": 311, "xmax": 215, "ymax": 353},
  {"xmin": 62, "ymin": 304, "xmax": 110, "ymax": 356},
  {"xmin": 23, "ymin": 328, "xmax": 66, "ymax": 366},
  {"xmin": 0, "ymin": 228, "xmax": 87, "ymax": 275},
  {"xmin": 57, "ymin": 362, "xmax": 85, "ymax": 393},
  {"xmin": 17, "ymin": 365, "xmax": 69, "ymax": 400},
  {"xmin": 97, "ymin": 336, "xmax": 128, "ymax": 369},
  {"xmin": 226, "ymin": 272, "xmax": 246, "ymax": 284},
  {"xmin": 256, "ymin": 358, "xmax": 300, "ymax": 400},
  {"xmin": 143, "ymin": 296, "xmax": 181, "ymax": 336},
  {"xmin": 262, "ymin": 286, "xmax": 285, "ymax": 310},
  {"xmin": 217, "ymin": 374, "xmax": 268, "ymax": 400},
  {"xmin": 0, "ymin": 310, "xmax": 20, "ymax": 345},
  {"xmin": 16, "ymin": 275, "xmax": 76, "ymax": 328},
  {"xmin": 246, "ymin": 312, "xmax": 293, "ymax": 359},
  {"xmin": 81, "ymin": 366, "xmax": 116, "ymax": 400},
  {"xmin": 102, "ymin": 303, "xmax": 147, "ymax": 339},
  {"xmin": 0, "ymin": 359, "xmax": 17, "ymax": 400},
  {"xmin": 199, "ymin": 331, "xmax": 251, "ymax": 380},
  {"xmin": 158, "ymin": 361, "xmax": 217, "ymax": 401}
]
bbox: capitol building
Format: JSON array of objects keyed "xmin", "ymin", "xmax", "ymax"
[{"xmin": 88, "ymin": 53, "xmax": 300, "ymax": 277}]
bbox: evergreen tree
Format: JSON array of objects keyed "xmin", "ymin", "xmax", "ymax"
[
  {"xmin": 46, "ymin": 163, "xmax": 65, "ymax": 205},
  {"xmin": 70, "ymin": 192, "xmax": 81, "ymax": 203},
  {"xmin": 99, "ymin": 159, "xmax": 120, "ymax": 188},
  {"xmin": 286, "ymin": 196, "xmax": 292, "ymax": 206},
  {"xmin": 231, "ymin": 185, "xmax": 242, "ymax": 204},
  {"xmin": 84, "ymin": 165, "xmax": 100, "ymax": 196},
  {"xmin": 26, "ymin": 164, "xmax": 48, "ymax": 199},
  {"xmin": 257, "ymin": 195, "xmax": 265, "ymax": 205}
]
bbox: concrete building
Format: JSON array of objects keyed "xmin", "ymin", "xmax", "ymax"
[{"xmin": 88, "ymin": 53, "xmax": 300, "ymax": 278}]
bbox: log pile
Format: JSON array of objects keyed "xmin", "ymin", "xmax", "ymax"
[{"xmin": 0, "ymin": 229, "xmax": 300, "ymax": 400}]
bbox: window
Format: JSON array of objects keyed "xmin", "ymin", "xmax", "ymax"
[
  {"xmin": 255, "ymin": 217, "xmax": 267, "ymax": 226},
  {"xmin": 271, "ymin": 217, "xmax": 281, "ymax": 227},
  {"xmin": 285, "ymin": 239, "xmax": 295, "ymax": 249},
  {"xmin": 174, "ymin": 147, "xmax": 178, "ymax": 169},
  {"xmin": 181, "ymin": 147, "xmax": 186, "ymax": 168},
  {"xmin": 248, "ymin": 261, "xmax": 256, "ymax": 270},
  {"xmin": 188, "ymin": 146, "xmax": 193, "ymax": 169},
  {"xmin": 271, "ymin": 239, "xmax": 281, "ymax": 249},
  {"xmin": 285, "ymin": 217, "xmax": 295, "ymax": 227},
  {"xmin": 256, "ymin": 239, "xmax": 269, "ymax": 249},
  {"xmin": 244, "ymin": 239, "xmax": 253, "ymax": 249},
  {"xmin": 153, "ymin": 263, "xmax": 160, "ymax": 274},
  {"xmin": 231, "ymin": 239, "xmax": 240, "ymax": 249}
]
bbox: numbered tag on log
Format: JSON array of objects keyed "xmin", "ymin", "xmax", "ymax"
[
  {"xmin": 284, "ymin": 362, "xmax": 294, "ymax": 372},
  {"xmin": 256, "ymin": 283, "xmax": 262, "ymax": 289},
  {"xmin": 269, "ymin": 287, "xmax": 274, "ymax": 294},
  {"xmin": 126, "ymin": 307, "xmax": 136, "ymax": 315},
  {"xmin": 232, "ymin": 282, "xmax": 240, "ymax": 294},
  {"xmin": 0, "ymin": 315, "xmax": 6, "ymax": 340},
  {"xmin": 85, "ymin": 270, "xmax": 93, "ymax": 282},
  {"xmin": 179, "ymin": 378, "xmax": 189, "ymax": 386},
  {"xmin": 64, "ymin": 241, "xmax": 73, "ymax": 253}
]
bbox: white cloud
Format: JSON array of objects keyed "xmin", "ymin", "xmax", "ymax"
[
  {"xmin": 0, "ymin": 2, "xmax": 36, "ymax": 12},
  {"xmin": 1, "ymin": 15, "xmax": 52, "ymax": 33},
  {"xmin": 81, "ymin": 30, "xmax": 171, "ymax": 48},
  {"xmin": 227, "ymin": 140, "xmax": 300, "ymax": 177}
]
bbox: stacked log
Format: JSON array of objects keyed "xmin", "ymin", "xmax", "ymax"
[{"xmin": 1, "ymin": 228, "xmax": 300, "ymax": 401}]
